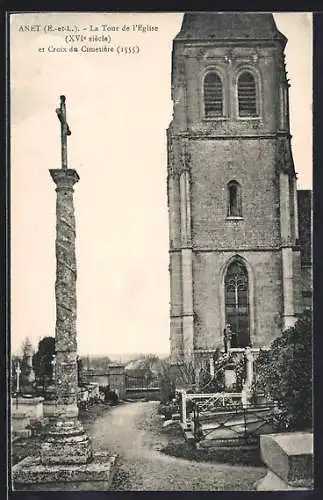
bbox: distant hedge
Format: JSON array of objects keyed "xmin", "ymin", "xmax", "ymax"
[{"xmin": 253, "ymin": 311, "xmax": 312, "ymax": 431}]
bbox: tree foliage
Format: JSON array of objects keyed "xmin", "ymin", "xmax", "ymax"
[
  {"xmin": 125, "ymin": 354, "xmax": 162, "ymax": 386},
  {"xmin": 77, "ymin": 356, "xmax": 84, "ymax": 385},
  {"xmin": 80, "ymin": 356, "xmax": 110, "ymax": 372},
  {"xmin": 32, "ymin": 336, "xmax": 56, "ymax": 382},
  {"xmin": 20, "ymin": 337, "xmax": 33, "ymax": 358},
  {"xmin": 158, "ymin": 359, "xmax": 176, "ymax": 403},
  {"xmin": 158, "ymin": 357, "xmax": 198, "ymax": 403},
  {"xmin": 253, "ymin": 311, "xmax": 312, "ymax": 431}
]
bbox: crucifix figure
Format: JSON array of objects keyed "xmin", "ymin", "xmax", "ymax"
[{"xmin": 55, "ymin": 95, "xmax": 71, "ymax": 169}]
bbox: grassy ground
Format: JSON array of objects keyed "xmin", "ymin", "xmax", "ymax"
[
  {"xmin": 12, "ymin": 434, "xmax": 41, "ymax": 466},
  {"xmin": 79, "ymin": 401, "xmax": 113, "ymax": 427},
  {"xmin": 146, "ymin": 414, "xmax": 264, "ymax": 467},
  {"xmin": 161, "ymin": 429, "xmax": 263, "ymax": 466}
]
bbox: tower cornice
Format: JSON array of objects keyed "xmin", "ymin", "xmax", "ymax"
[{"xmin": 174, "ymin": 13, "xmax": 287, "ymax": 47}]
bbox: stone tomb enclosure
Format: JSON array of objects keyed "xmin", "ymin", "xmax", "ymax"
[
  {"xmin": 12, "ymin": 397, "xmax": 44, "ymax": 423},
  {"xmin": 11, "ymin": 410, "xmax": 32, "ymax": 439},
  {"xmin": 12, "ymin": 397, "xmax": 45, "ymax": 438}
]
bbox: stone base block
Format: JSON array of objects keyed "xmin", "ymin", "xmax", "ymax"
[
  {"xmin": 40, "ymin": 418, "xmax": 93, "ymax": 465},
  {"xmin": 29, "ymin": 418, "xmax": 50, "ymax": 436},
  {"xmin": 42, "ymin": 401, "xmax": 57, "ymax": 420},
  {"xmin": 38, "ymin": 417, "xmax": 49, "ymax": 427},
  {"xmin": 259, "ymin": 432, "xmax": 313, "ymax": 488},
  {"xmin": 12, "ymin": 452, "xmax": 117, "ymax": 491},
  {"xmin": 256, "ymin": 470, "xmax": 313, "ymax": 491},
  {"xmin": 41, "ymin": 432, "xmax": 93, "ymax": 465}
]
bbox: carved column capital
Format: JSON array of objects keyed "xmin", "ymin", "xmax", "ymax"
[
  {"xmin": 281, "ymin": 235, "xmax": 293, "ymax": 247},
  {"xmin": 49, "ymin": 168, "xmax": 80, "ymax": 190}
]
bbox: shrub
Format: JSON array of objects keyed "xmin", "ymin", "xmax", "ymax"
[
  {"xmin": 158, "ymin": 360, "xmax": 176, "ymax": 403},
  {"xmin": 160, "ymin": 401, "xmax": 178, "ymax": 419},
  {"xmin": 98, "ymin": 385, "xmax": 119, "ymax": 404},
  {"xmin": 253, "ymin": 311, "xmax": 312, "ymax": 431},
  {"xmin": 234, "ymin": 354, "xmax": 247, "ymax": 391}
]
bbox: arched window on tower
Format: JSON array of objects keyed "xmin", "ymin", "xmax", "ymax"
[
  {"xmin": 238, "ymin": 71, "xmax": 258, "ymax": 117},
  {"xmin": 203, "ymin": 72, "xmax": 223, "ymax": 118},
  {"xmin": 227, "ymin": 181, "xmax": 242, "ymax": 217},
  {"xmin": 225, "ymin": 260, "xmax": 250, "ymax": 348}
]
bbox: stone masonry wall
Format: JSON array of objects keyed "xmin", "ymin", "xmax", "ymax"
[
  {"xmin": 168, "ymin": 23, "xmax": 301, "ymax": 359},
  {"xmin": 190, "ymin": 138, "xmax": 281, "ymax": 250},
  {"xmin": 193, "ymin": 250, "xmax": 283, "ymax": 349},
  {"xmin": 171, "ymin": 44, "xmax": 280, "ymax": 136}
]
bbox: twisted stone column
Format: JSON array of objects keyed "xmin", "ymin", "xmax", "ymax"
[{"xmin": 40, "ymin": 168, "xmax": 92, "ymax": 465}]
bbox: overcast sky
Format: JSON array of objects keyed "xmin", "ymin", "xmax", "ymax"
[{"xmin": 10, "ymin": 12, "xmax": 312, "ymax": 356}]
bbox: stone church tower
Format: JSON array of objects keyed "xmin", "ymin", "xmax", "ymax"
[{"xmin": 167, "ymin": 13, "xmax": 303, "ymax": 364}]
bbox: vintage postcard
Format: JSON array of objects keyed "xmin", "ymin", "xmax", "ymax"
[{"xmin": 10, "ymin": 11, "xmax": 313, "ymax": 491}]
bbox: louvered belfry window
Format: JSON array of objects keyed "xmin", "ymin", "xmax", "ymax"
[
  {"xmin": 238, "ymin": 71, "xmax": 258, "ymax": 117},
  {"xmin": 204, "ymin": 72, "xmax": 223, "ymax": 118}
]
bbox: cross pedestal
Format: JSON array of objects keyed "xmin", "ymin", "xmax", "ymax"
[{"xmin": 12, "ymin": 97, "xmax": 117, "ymax": 491}]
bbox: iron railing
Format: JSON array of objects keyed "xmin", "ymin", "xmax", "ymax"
[{"xmin": 192, "ymin": 400, "xmax": 276, "ymax": 445}]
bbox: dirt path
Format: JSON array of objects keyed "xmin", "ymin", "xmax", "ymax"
[{"xmin": 86, "ymin": 401, "xmax": 266, "ymax": 491}]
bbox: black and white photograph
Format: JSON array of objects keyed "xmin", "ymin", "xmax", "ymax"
[{"xmin": 10, "ymin": 11, "xmax": 313, "ymax": 491}]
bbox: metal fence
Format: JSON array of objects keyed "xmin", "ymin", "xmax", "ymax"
[
  {"xmin": 125, "ymin": 375, "xmax": 160, "ymax": 391},
  {"xmin": 176, "ymin": 389, "xmax": 242, "ymax": 430},
  {"xmin": 192, "ymin": 400, "xmax": 276, "ymax": 446}
]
